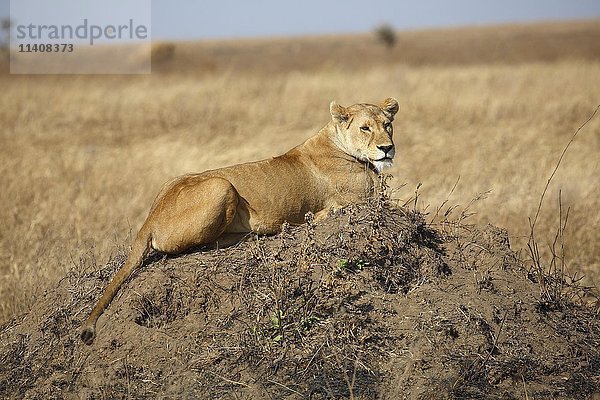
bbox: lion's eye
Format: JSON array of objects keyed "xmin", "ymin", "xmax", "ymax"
[{"xmin": 360, "ymin": 126, "xmax": 370, "ymax": 132}]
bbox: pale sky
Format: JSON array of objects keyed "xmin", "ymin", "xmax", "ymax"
[{"xmin": 1, "ymin": 0, "xmax": 599, "ymax": 40}]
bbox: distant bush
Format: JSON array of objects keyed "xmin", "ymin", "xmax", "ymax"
[
  {"xmin": 151, "ymin": 42, "xmax": 176, "ymax": 64},
  {"xmin": 374, "ymin": 24, "xmax": 397, "ymax": 48}
]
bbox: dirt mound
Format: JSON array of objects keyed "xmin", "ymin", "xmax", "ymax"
[{"xmin": 1, "ymin": 198, "xmax": 598, "ymax": 399}]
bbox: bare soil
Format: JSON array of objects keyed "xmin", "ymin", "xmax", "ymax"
[{"xmin": 0, "ymin": 196, "xmax": 598, "ymax": 399}]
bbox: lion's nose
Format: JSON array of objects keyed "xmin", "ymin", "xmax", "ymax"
[{"xmin": 377, "ymin": 145, "xmax": 394, "ymax": 155}]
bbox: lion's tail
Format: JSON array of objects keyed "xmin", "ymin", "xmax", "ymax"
[{"xmin": 80, "ymin": 227, "xmax": 152, "ymax": 345}]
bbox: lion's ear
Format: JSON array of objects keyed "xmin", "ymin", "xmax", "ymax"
[
  {"xmin": 380, "ymin": 97, "xmax": 399, "ymax": 119},
  {"xmin": 330, "ymin": 101, "xmax": 349, "ymax": 123}
]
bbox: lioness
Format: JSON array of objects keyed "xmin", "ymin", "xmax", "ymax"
[{"xmin": 80, "ymin": 98, "xmax": 399, "ymax": 345}]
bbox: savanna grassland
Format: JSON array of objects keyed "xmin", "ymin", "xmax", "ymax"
[{"xmin": 0, "ymin": 20, "xmax": 599, "ymax": 326}]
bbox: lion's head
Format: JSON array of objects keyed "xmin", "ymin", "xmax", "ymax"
[{"xmin": 329, "ymin": 97, "xmax": 399, "ymax": 172}]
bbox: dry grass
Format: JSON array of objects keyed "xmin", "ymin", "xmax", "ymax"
[{"xmin": 0, "ymin": 20, "xmax": 599, "ymax": 324}]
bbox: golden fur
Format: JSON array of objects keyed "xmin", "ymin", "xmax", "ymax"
[{"xmin": 80, "ymin": 98, "xmax": 399, "ymax": 345}]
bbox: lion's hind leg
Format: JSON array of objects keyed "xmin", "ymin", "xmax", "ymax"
[{"xmin": 150, "ymin": 176, "xmax": 241, "ymax": 254}]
